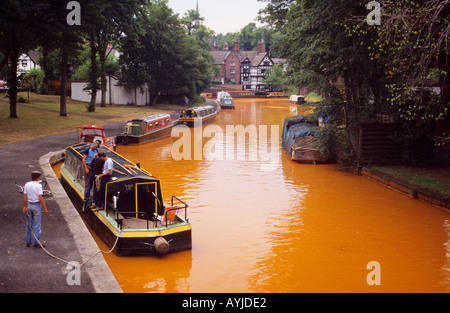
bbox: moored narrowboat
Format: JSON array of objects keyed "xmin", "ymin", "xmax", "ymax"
[
  {"xmin": 179, "ymin": 105, "xmax": 218, "ymax": 127},
  {"xmin": 76, "ymin": 125, "xmax": 115, "ymax": 150},
  {"xmin": 267, "ymin": 91, "xmax": 290, "ymax": 98},
  {"xmin": 59, "ymin": 143, "xmax": 192, "ymax": 256},
  {"xmin": 289, "ymin": 95, "xmax": 307, "ymax": 105},
  {"xmin": 116, "ymin": 114, "xmax": 173, "ymax": 145},
  {"xmin": 217, "ymin": 91, "xmax": 235, "ymax": 109},
  {"xmin": 282, "ymin": 115, "xmax": 330, "ymax": 164}
]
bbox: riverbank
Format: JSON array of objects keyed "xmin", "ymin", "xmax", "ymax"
[{"xmin": 349, "ymin": 165, "xmax": 450, "ymax": 211}]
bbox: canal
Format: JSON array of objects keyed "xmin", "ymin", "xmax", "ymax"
[{"xmin": 95, "ymin": 98, "xmax": 449, "ymax": 292}]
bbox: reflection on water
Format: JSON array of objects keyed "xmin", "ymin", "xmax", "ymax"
[{"xmin": 93, "ymin": 98, "xmax": 450, "ymax": 293}]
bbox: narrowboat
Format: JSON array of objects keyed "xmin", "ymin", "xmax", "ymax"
[
  {"xmin": 216, "ymin": 91, "xmax": 235, "ymax": 109},
  {"xmin": 226, "ymin": 91, "xmax": 268, "ymax": 98},
  {"xmin": 267, "ymin": 91, "xmax": 290, "ymax": 98},
  {"xmin": 179, "ymin": 105, "xmax": 218, "ymax": 127},
  {"xmin": 289, "ymin": 95, "xmax": 307, "ymax": 105},
  {"xmin": 282, "ymin": 115, "xmax": 330, "ymax": 164},
  {"xmin": 76, "ymin": 125, "xmax": 115, "ymax": 150},
  {"xmin": 59, "ymin": 143, "xmax": 192, "ymax": 256},
  {"xmin": 116, "ymin": 114, "xmax": 173, "ymax": 145}
]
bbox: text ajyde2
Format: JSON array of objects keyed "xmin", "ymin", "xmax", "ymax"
[{"xmin": 182, "ymin": 297, "xmax": 267, "ymax": 311}]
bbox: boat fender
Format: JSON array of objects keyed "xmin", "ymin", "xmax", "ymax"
[
  {"xmin": 83, "ymin": 197, "xmax": 93, "ymax": 214},
  {"xmin": 121, "ymin": 136, "xmax": 130, "ymax": 145},
  {"xmin": 154, "ymin": 237, "xmax": 170, "ymax": 255}
]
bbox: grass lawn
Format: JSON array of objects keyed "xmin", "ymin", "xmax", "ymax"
[
  {"xmin": 370, "ymin": 165, "xmax": 450, "ymax": 198},
  {"xmin": 0, "ymin": 92, "xmax": 184, "ymax": 146}
]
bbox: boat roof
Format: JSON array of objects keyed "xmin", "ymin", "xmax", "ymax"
[
  {"xmin": 284, "ymin": 115, "xmax": 306, "ymax": 127},
  {"xmin": 68, "ymin": 143, "xmax": 156, "ymax": 181},
  {"xmin": 184, "ymin": 105, "xmax": 215, "ymax": 112},
  {"xmin": 131, "ymin": 114, "xmax": 171, "ymax": 123},
  {"xmin": 76, "ymin": 125, "xmax": 105, "ymax": 131}
]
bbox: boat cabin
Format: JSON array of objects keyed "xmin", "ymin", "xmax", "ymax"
[
  {"xmin": 180, "ymin": 105, "xmax": 216, "ymax": 119},
  {"xmin": 126, "ymin": 114, "xmax": 172, "ymax": 136},
  {"xmin": 76, "ymin": 125, "xmax": 115, "ymax": 150},
  {"xmin": 116, "ymin": 114, "xmax": 173, "ymax": 145},
  {"xmin": 289, "ymin": 95, "xmax": 307, "ymax": 105}
]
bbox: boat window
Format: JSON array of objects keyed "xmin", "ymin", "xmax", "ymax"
[
  {"xmin": 161, "ymin": 119, "xmax": 165, "ymax": 127},
  {"xmin": 155, "ymin": 121, "xmax": 159, "ymax": 128},
  {"xmin": 167, "ymin": 118, "xmax": 170, "ymax": 124},
  {"xmin": 149, "ymin": 123, "xmax": 154, "ymax": 130},
  {"xmin": 65, "ymin": 153, "xmax": 75, "ymax": 176}
]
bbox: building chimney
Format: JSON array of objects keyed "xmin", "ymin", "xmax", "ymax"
[
  {"xmin": 223, "ymin": 41, "xmax": 229, "ymax": 51},
  {"xmin": 214, "ymin": 41, "xmax": 218, "ymax": 51},
  {"xmin": 258, "ymin": 39, "xmax": 266, "ymax": 53},
  {"xmin": 234, "ymin": 39, "xmax": 240, "ymax": 53}
]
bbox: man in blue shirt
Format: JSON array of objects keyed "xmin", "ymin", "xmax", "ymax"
[
  {"xmin": 82, "ymin": 143, "xmax": 100, "ymax": 189},
  {"xmin": 94, "ymin": 151, "xmax": 114, "ymax": 210}
]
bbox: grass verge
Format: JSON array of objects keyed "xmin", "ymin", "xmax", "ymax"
[
  {"xmin": 370, "ymin": 165, "xmax": 450, "ymax": 198},
  {"xmin": 0, "ymin": 92, "xmax": 184, "ymax": 146}
]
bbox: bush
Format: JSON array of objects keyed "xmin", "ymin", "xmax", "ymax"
[{"xmin": 22, "ymin": 68, "xmax": 44, "ymax": 94}]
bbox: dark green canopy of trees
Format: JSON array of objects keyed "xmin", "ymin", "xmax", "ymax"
[
  {"xmin": 0, "ymin": 0, "xmax": 215, "ymax": 116},
  {"xmin": 259, "ymin": 0, "xmax": 450, "ymax": 164}
]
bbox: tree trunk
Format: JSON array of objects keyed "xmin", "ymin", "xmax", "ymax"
[
  {"xmin": 41, "ymin": 46, "xmax": 51, "ymax": 95},
  {"xmin": 8, "ymin": 46, "xmax": 19, "ymax": 119},
  {"xmin": 99, "ymin": 46, "xmax": 107, "ymax": 108},
  {"xmin": 59, "ymin": 45, "xmax": 68, "ymax": 117},
  {"xmin": 88, "ymin": 32, "xmax": 98, "ymax": 112}
]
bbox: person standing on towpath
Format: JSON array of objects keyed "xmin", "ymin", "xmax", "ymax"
[{"xmin": 23, "ymin": 171, "xmax": 49, "ymax": 248}]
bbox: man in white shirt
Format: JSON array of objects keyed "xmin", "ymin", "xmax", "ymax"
[
  {"xmin": 94, "ymin": 151, "xmax": 114, "ymax": 209},
  {"xmin": 23, "ymin": 171, "xmax": 48, "ymax": 248}
]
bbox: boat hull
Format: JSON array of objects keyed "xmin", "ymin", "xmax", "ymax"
[
  {"xmin": 116, "ymin": 125, "xmax": 173, "ymax": 145},
  {"xmin": 221, "ymin": 105, "xmax": 235, "ymax": 110},
  {"xmin": 290, "ymin": 136, "xmax": 330, "ymax": 164},
  {"xmin": 180, "ymin": 112, "xmax": 218, "ymax": 127}
]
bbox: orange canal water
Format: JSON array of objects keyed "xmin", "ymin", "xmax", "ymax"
[{"xmin": 89, "ymin": 98, "xmax": 449, "ymax": 293}]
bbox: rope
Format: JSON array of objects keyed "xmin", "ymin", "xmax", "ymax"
[{"xmin": 25, "ymin": 212, "xmax": 120, "ymax": 267}]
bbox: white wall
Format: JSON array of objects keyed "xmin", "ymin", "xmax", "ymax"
[{"xmin": 71, "ymin": 77, "xmax": 149, "ymax": 105}]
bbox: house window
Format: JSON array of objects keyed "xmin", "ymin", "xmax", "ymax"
[
  {"xmin": 230, "ymin": 62, "xmax": 235, "ymax": 66},
  {"xmin": 230, "ymin": 70, "xmax": 235, "ymax": 74}
]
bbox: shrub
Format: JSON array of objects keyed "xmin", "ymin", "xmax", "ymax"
[{"xmin": 22, "ymin": 68, "xmax": 45, "ymax": 94}]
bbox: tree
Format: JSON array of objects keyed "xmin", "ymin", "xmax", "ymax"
[
  {"xmin": 119, "ymin": 0, "xmax": 214, "ymax": 105},
  {"xmin": 0, "ymin": 0, "xmax": 49, "ymax": 118},
  {"xmin": 263, "ymin": 63, "xmax": 287, "ymax": 91},
  {"xmin": 181, "ymin": 9, "xmax": 204, "ymax": 35},
  {"xmin": 376, "ymin": 0, "xmax": 450, "ymax": 150},
  {"xmin": 259, "ymin": 0, "xmax": 389, "ymax": 159}
]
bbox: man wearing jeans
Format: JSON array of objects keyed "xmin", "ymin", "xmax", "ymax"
[
  {"xmin": 23, "ymin": 171, "xmax": 48, "ymax": 248},
  {"xmin": 94, "ymin": 151, "xmax": 114, "ymax": 209}
]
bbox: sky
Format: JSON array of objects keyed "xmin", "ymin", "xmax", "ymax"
[{"xmin": 167, "ymin": 0, "xmax": 268, "ymax": 34}]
